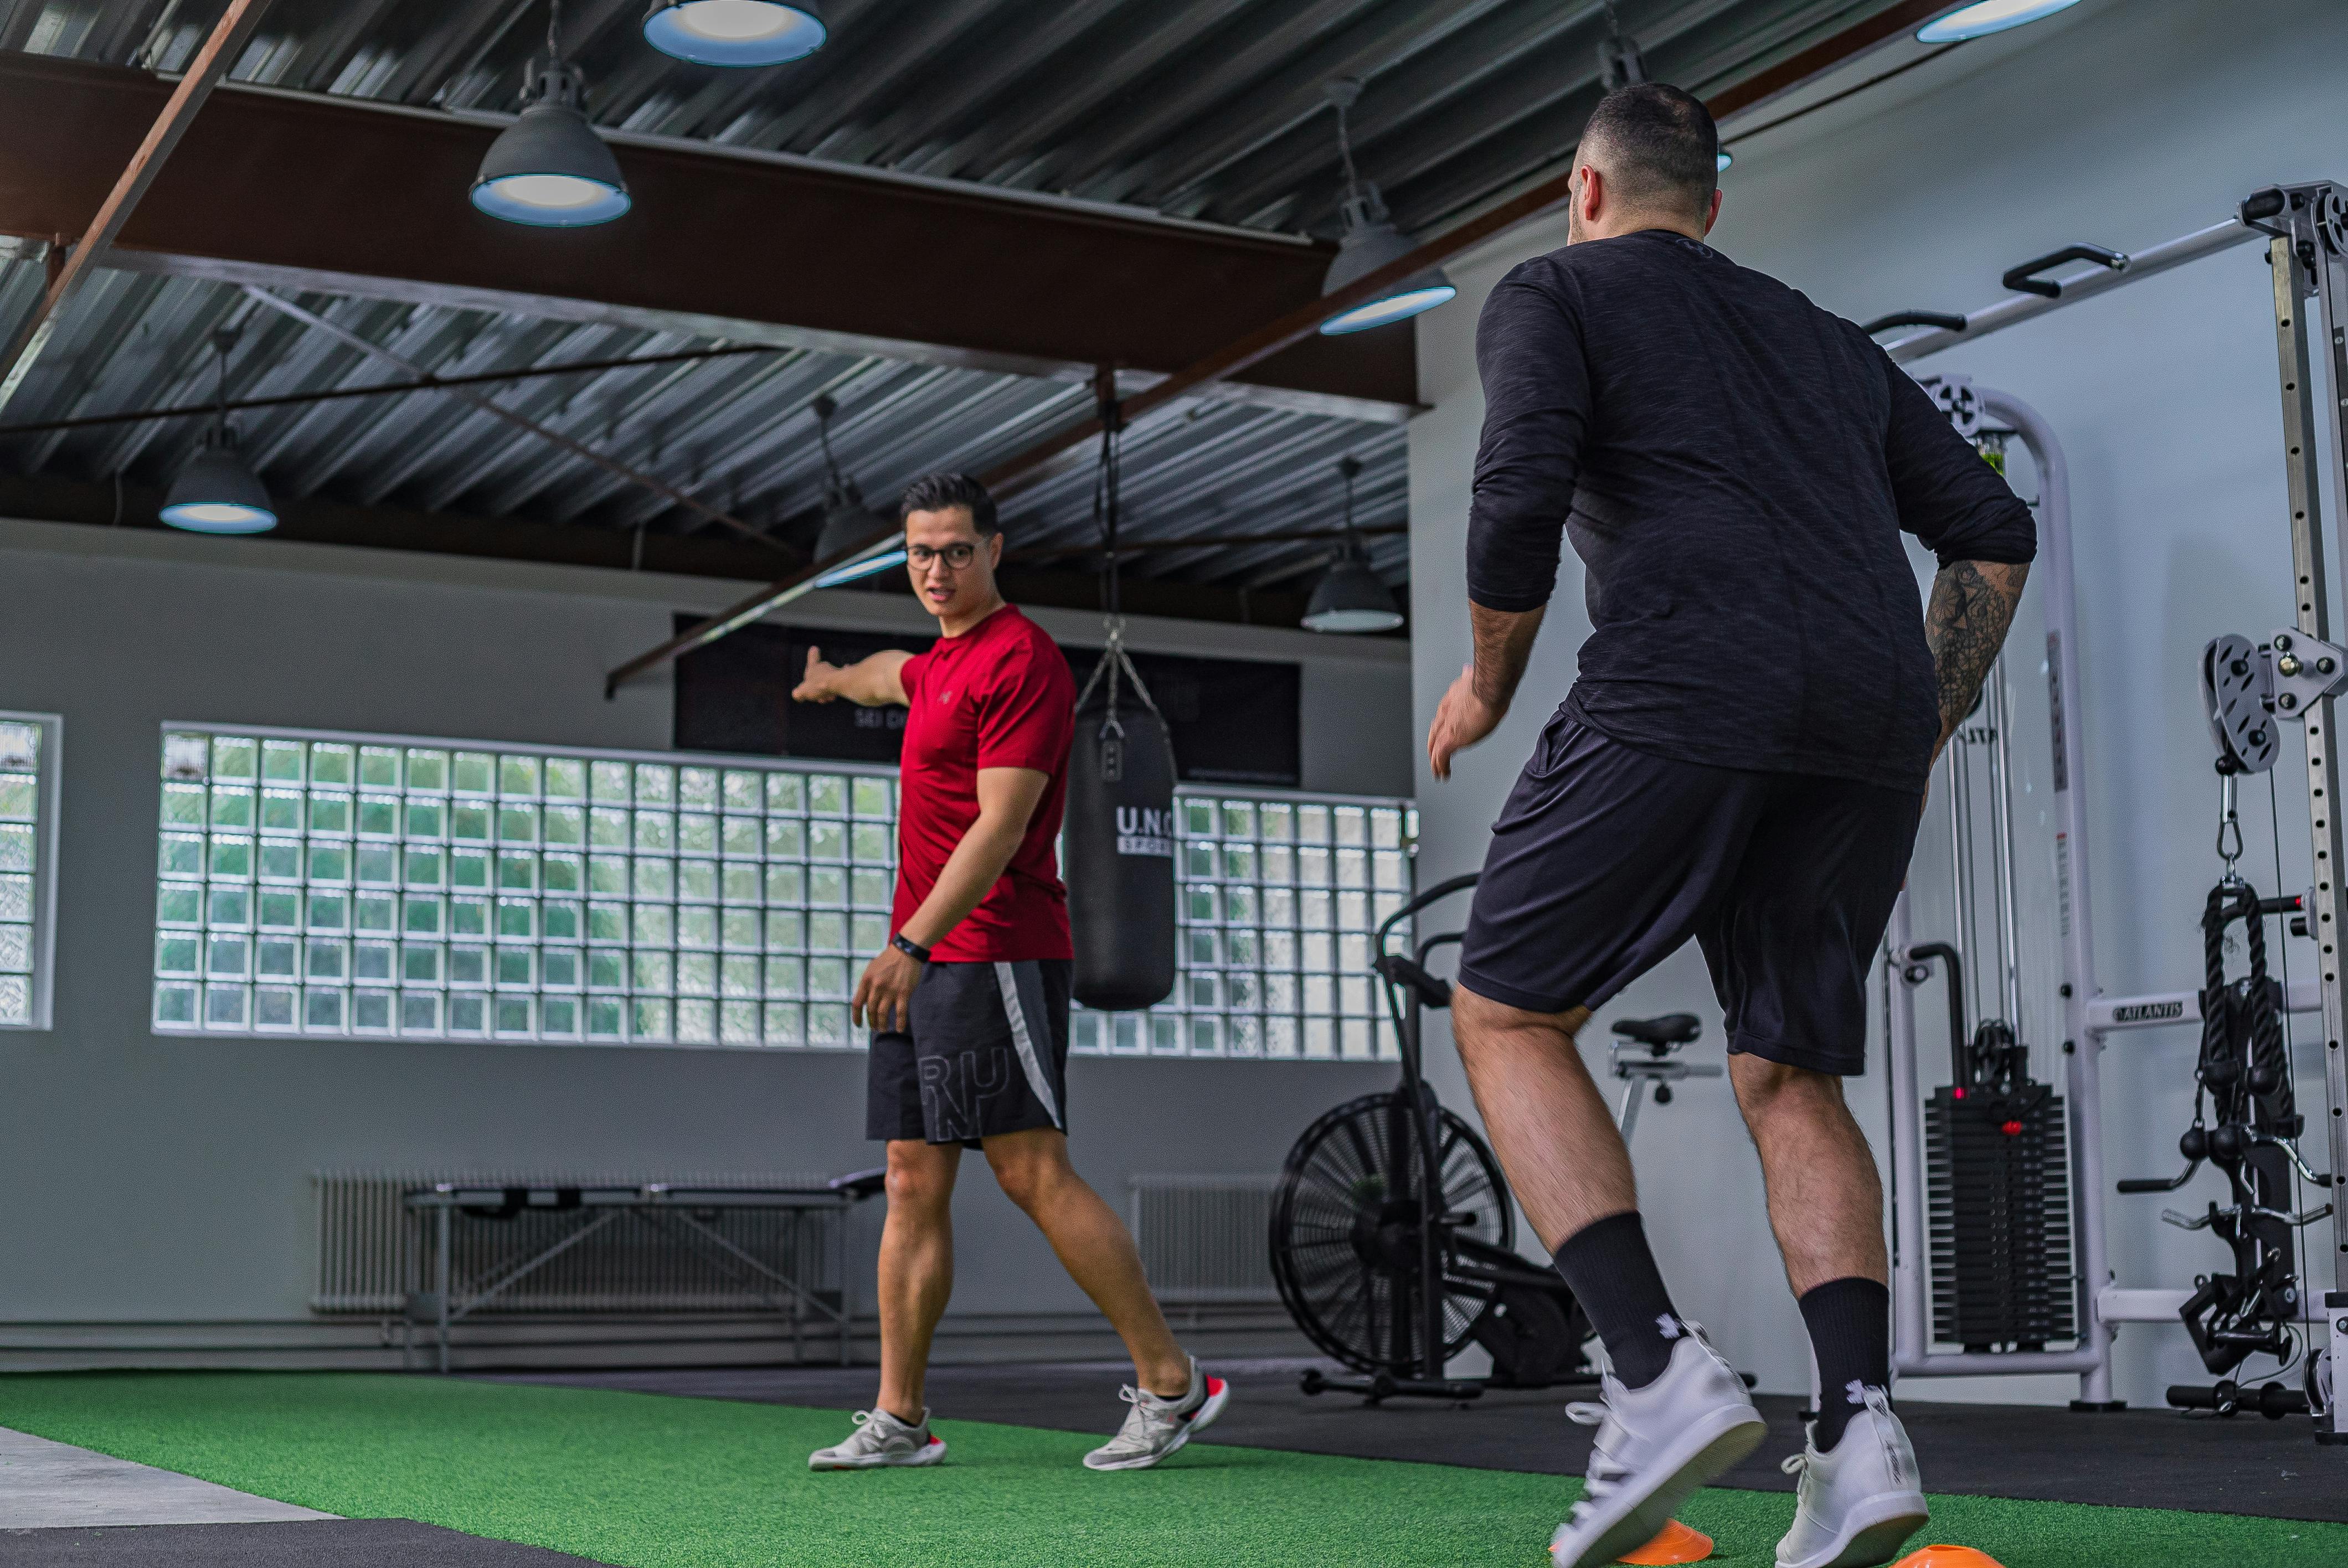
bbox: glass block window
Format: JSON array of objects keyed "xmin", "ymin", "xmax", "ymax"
[
  {"xmin": 0, "ymin": 713, "xmax": 60, "ymax": 1030},
  {"xmin": 149, "ymin": 726, "xmax": 1413, "ymax": 1061},
  {"xmin": 1071, "ymin": 793, "xmax": 1416, "ymax": 1062},
  {"xmin": 151, "ymin": 726, "xmax": 895, "ymax": 1048}
]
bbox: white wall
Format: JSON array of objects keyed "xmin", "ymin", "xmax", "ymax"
[
  {"xmin": 0, "ymin": 516, "xmax": 1407, "ymax": 1361},
  {"xmin": 1407, "ymin": 0, "xmax": 2348, "ymax": 1404}
]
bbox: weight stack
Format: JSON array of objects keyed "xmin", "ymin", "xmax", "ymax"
[{"xmin": 1925, "ymin": 1080, "xmax": 2076, "ymax": 1350}]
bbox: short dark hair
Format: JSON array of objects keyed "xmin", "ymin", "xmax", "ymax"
[
  {"xmin": 1580, "ymin": 83, "xmax": 1718, "ymax": 217},
  {"xmin": 898, "ymin": 472, "xmax": 999, "ymax": 537}
]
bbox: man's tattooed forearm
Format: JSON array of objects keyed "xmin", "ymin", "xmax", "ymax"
[{"xmin": 1924, "ymin": 560, "xmax": 2029, "ymax": 740}]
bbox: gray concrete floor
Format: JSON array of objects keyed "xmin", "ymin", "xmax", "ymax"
[
  {"xmin": 0, "ymin": 1428, "xmax": 619, "ymax": 1566},
  {"xmin": 0, "ymin": 1428, "xmax": 334, "ymax": 1531}
]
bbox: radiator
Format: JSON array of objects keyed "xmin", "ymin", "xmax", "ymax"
[
  {"xmin": 312, "ymin": 1170, "xmax": 836, "ymax": 1314},
  {"xmin": 1128, "ymin": 1174, "xmax": 1281, "ymax": 1304}
]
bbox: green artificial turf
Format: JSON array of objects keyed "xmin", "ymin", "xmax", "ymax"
[{"xmin": 2, "ymin": 1373, "xmax": 2341, "ymax": 1567}]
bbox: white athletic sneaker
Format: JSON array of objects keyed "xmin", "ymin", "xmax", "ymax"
[
  {"xmin": 1549, "ymin": 1325, "xmax": 1768, "ymax": 1568},
  {"xmin": 1082, "ymin": 1356, "xmax": 1230, "ymax": 1471},
  {"xmin": 807, "ymin": 1407, "xmax": 948, "ymax": 1470},
  {"xmin": 1775, "ymin": 1387, "xmax": 1928, "ymax": 1568}
]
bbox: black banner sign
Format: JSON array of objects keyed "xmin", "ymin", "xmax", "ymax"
[{"xmin": 672, "ymin": 616, "xmax": 1300, "ymax": 786}]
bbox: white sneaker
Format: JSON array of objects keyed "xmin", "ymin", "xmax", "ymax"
[
  {"xmin": 1775, "ymin": 1387, "xmax": 1928, "ymax": 1568},
  {"xmin": 1082, "ymin": 1356, "xmax": 1231, "ymax": 1471},
  {"xmin": 1549, "ymin": 1325, "xmax": 1767, "ymax": 1568},
  {"xmin": 807, "ymin": 1407, "xmax": 948, "ymax": 1470}
]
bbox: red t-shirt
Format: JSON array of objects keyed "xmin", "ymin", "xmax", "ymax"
[{"xmin": 893, "ymin": 605, "xmax": 1075, "ymax": 962}]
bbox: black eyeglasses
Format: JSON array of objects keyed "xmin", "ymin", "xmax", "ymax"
[{"xmin": 907, "ymin": 542, "xmax": 981, "ymax": 569}]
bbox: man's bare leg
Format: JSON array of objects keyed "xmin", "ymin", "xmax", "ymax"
[
  {"xmin": 1452, "ymin": 982, "xmax": 1697, "ymax": 1393},
  {"xmin": 1449, "ymin": 986, "xmax": 1629, "ymax": 1249},
  {"xmin": 1729, "ymin": 1054, "xmax": 1893, "ymax": 1458},
  {"xmin": 1728, "ymin": 1055, "xmax": 1887, "ymax": 1293},
  {"xmin": 982, "ymin": 1127, "xmax": 1192, "ymax": 1397},
  {"xmin": 875, "ymin": 1138, "xmax": 961, "ymax": 1423}
]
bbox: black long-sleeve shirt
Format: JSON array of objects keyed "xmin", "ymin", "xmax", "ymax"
[{"xmin": 1466, "ymin": 230, "xmax": 2037, "ymax": 794}]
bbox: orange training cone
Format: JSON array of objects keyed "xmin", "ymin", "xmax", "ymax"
[
  {"xmin": 1616, "ymin": 1519, "xmax": 1713, "ymax": 1564},
  {"xmin": 1893, "ymin": 1548, "xmax": 2006, "ymax": 1568}
]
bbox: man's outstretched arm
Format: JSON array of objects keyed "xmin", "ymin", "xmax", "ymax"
[
  {"xmin": 792, "ymin": 646, "xmax": 912, "ymax": 707},
  {"xmin": 1923, "ymin": 559, "xmax": 2029, "ymax": 762}
]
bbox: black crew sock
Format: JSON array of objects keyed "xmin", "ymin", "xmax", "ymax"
[
  {"xmin": 1552, "ymin": 1212, "xmax": 1683, "ymax": 1390},
  {"xmin": 1800, "ymin": 1276, "xmax": 1892, "ymax": 1452}
]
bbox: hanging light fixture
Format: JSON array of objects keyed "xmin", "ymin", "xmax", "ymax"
[
  {"xmin": 160, "ymin": 328, "xmax": 276, "ymax": 535},
  {"xmin": 1302, "ymin": 457, "xmax": 1403, "ymax": 634},
  {"xmin": 806, "ymin": 395, "xmax": 903, "ymax": 586},
  {"xmin": 1597, "ymin": 0, "xmax": 1647, "ymax": 91},
  {"xmin": 1594, "ymin": 8, "xmax": 1729, "ymax": 172},
  {"xmin": 642, "ymin": 1, "xmax": 826, "ymax": 66},
  {"xmin": 1317, "ymin": 80, "xmax": 1455, "ymax": 337},
  {"xmin": 472, "ymin": 1, "xmax": 631, "ymax": 227},
  {"xmin": 1917, "ymin": 0, "xmax": 2084, "ymax": 43}
]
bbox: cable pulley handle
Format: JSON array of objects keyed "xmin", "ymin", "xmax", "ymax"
[
  {"xmin": 1376, "ymin": 872, "xmax": 1479, "ymax": 946},
  {"xmin": 1904, "ymin": 941, "xmax": 1969, "ymax": 1086},
  {"xmin": 2001, "ymin": 243, "xmax": 2128, "ymax": 300},
  {"xmin": 2119, "ymin": 1163, "xmax": 2202, "ymax": 1194}
]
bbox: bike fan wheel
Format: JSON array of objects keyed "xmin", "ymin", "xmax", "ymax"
[{"xmin": 1269, "ymin": 1090, "xmax": 1514, "ymax": 1374}]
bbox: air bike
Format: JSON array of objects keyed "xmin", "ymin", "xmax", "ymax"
[{"xmin": 1266, "ymin": 873, "xmax": 1719, "ymax": 1404}]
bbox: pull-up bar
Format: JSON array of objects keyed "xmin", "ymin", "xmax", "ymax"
[{"xmin": 1880, "ymin": 209, "xmax": 2267, "ymax": 364}]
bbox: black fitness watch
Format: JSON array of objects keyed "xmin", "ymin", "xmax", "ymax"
[{"xmin": 891, "ymin": 932, "xmax": 932, "ymax": 964}]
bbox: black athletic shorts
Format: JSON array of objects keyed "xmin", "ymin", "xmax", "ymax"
[
  {"xmin": 1456, "ymin": 714, "xmax": 1922, "ymax": 1075},
  {"xmin": 866, "ymin": 958, "xmax": 1073, "ymax": 1146}
]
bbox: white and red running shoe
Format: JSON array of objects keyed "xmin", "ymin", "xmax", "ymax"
[
  {"xmin": 1082, "ymin": 1356, "xmax": 1230, "ymax": 1471},
  {"xmin": 807, "ymin": 1407, "xmax": 948, "ymax": 1470}
]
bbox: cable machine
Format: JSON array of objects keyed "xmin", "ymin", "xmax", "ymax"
[
  {"xmin": 1884, "ymin": 379, "xmax": 2109, "ymax": 1403},
  {"xmin": 1877, "ymin": 183, "xmax": 2348, "ymax": 1445}
]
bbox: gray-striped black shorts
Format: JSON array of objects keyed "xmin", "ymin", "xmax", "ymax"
[{"xmin": 866, "ymin": 958, "xmax": 1072, "ymax": 1147}]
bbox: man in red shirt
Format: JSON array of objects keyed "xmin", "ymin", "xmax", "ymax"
[{"xmin": 791, "ymin": 472, "xmax": 1227, "ymax": 1473}]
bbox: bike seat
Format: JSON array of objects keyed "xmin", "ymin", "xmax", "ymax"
[{"xmin": 1611, "ymin": 1013, "xmax": 1701, "ymax": 1048}]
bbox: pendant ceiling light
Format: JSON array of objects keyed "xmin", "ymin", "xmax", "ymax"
[
  {"xmin": 160, "ymin": 328, "xmax": 276, "ymax": 535},
  {"xmin": 1597, "ymin": 0, "xmax": 1646, "ymax": 92},
  {"xmin": 807, "ymin": 395, "xmax": 903, "ymax": 586},
  {"xmin": 1317, "ymin": 79, "xmax": 1455, "ymax": 337},
  {"xmin": 1302, "ymin": 457, "xmax": 1403, "ymax": 635},
  {"xmin": 1598, "ymin": 11, "xmax": 1732, "ymax": 175},
  {"xmin": 1917, "ymin": 0, "xmax": 2084, "ymax": 43},
  {"xmin": 643, "ymin": 1, "xmax": 826, "ymax": 66},
  {"xmin": 472, "ymin": 2, "xmax": 631, "ymax": 227}
]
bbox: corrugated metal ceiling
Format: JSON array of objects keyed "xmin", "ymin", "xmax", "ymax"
[
  {"xmin": 0, "ymin": 0, "xmax": 1902, "ymax": 597},
  {"xmin": 57, "ymin": 0, "xmax": 1883, "ymax": 236},
  {"xmin": 0, "ymin": 256, "xmax": 1413, "ymax": 591}
]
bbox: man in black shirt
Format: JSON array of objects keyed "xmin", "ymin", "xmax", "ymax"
[{"xmin": 1424, "ymin": 85, "xmax": 2033, "ymax": 1568}]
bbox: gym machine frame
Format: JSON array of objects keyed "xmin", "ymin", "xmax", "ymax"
[{"xmin": 1877, "ymin": 184, "xmax": 2348, "ymax": 1442}]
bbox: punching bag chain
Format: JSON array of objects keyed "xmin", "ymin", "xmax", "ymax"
[
  {"xmin": 1074, "ymin": 379, "xmax": 1163, "ymax": 736},
  {"xmin": 1064, "ymin": 370, "xmax": 1180, "ymax": 1012}
]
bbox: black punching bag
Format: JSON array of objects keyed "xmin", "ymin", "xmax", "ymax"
[{"xmin": 1065, "ymin": 647, "xmax": 1178, "ymax": 1010}]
